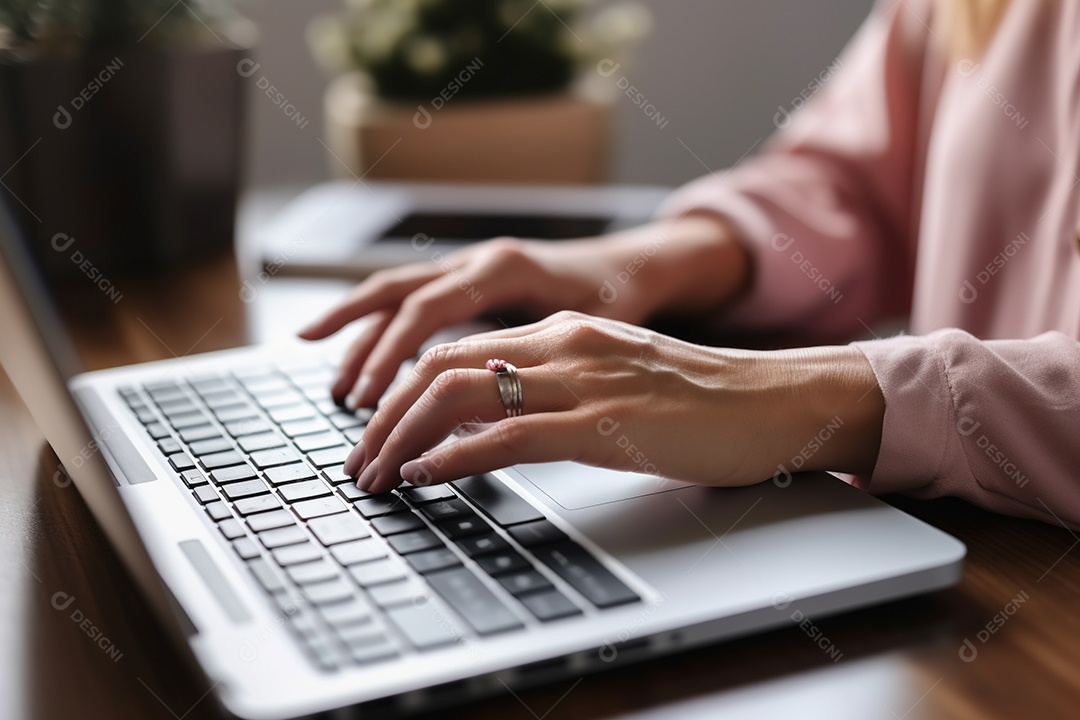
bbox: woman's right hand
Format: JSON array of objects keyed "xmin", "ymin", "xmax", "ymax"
[{"xmin": 298, "ymin": 214, "xmax": 747, "ymax": 409}]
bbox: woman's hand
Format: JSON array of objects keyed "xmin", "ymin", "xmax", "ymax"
[
  {"xmin": 344, "ymin": 311, "xmax": 885, "ymax": 494},
  {"xmin": 298, "ymin": 214, "xmax": 748, "ymax": 409}
]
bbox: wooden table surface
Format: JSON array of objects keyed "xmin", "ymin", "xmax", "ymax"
[{"xmin": 2, "ymin": 250, "xmax": 1079, "ymax": 720}]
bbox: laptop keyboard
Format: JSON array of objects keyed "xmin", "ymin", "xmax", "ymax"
[{"xmin": 116, "ymin": 362, "xmax": 639, "ymax": 670}]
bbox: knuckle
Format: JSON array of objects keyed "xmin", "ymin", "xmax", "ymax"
[
  {"xmin": 482, "ymin": 237, "xmax": 531, "ymax": 268},
  {"xmin": 492, "ymin": 420, "xmax": 528, "ymax": 454},
  {"xmin": 427, "ymin": 368, "xmax": 472, "ymax": 402},
  {"xmin": 416, "ymin": 342, "xmax": 458, "ymax": 377}
]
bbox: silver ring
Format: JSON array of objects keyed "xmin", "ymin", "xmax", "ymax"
[{"xmin": 486, "ymin": 359, "xmax": 523, "ymax": 417}]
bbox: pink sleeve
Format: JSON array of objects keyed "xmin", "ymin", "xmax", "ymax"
[
  {"xmin": 658, "ymin": 0, "xmax": 930, "ymax": 342},
  {"xmin": 853, "ymin": 331, "xmax": 1080, "ymax": 529}
]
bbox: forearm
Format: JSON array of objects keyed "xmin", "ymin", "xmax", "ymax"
[{"xmin": 594, "ymin": 212, "xmax": 751, "ymax": 318}]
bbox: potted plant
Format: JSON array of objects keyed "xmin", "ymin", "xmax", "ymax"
[
  {"xmin": 0, "ymin": 1, "xmax": 252, "ymax": 276},
  {"xmin": 308, "ymin": 0, "xmax": 650, "ymax": 184}
]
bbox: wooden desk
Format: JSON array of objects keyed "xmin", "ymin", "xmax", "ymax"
[{"xmin": 2, "ymin": 252, "xmax": 1079, "ymax": 720}]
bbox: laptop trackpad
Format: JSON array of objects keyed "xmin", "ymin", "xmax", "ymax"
[{"xmin": 512, "ymin": 462, "xmax": 693, "ymax": 510}]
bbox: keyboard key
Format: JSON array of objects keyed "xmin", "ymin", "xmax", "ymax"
[
  {"xmin": 338, "ymin": 483, "xmax": 374, "ymax": 501},
  {"xmin": 349, "ymin": 559, "xmax": 407, "ymax": 587},
  {"xmin": 287, "ymin": 560, "xmax": 339, "ymax": 585},
  {"xmin": 497, "ymin": 570, "xmax": 553, "ymax": 596},
  {"xmin": 158, "ymin": 438, "xmax": 183, "ymax": 455},
  {"xmin": 520, "ymin": 590, "xmax": 582, "ymax": 622},
  {"xmin": 438, "ymin": 515, "xmax": 488, "ymax": 539},
  {"xmin": 202, "ymin": 392, "xmax": 244, "ymax": 410},
  {"xmin": 419, "ymin": 499, "xmax": 471, "ymax": 522},
  {"xmin": 453, "ymin": 475, "xmax": 545, "ymax": 526},
  {"xmin": 458, "ymin": 534, "xmax": 510, "ymax": 557},
  {"xmin": 268, "ymin": 404, "xmax": 316, "ymax": 423},
  {"xmin": 218, "ymin": 518, "xmax": 247, "ymax": 540},
  {"xmin": 204, "ymin": 501, "xmax": 232, "ymax": 521},
  {"xmin": 221, "ymin": 479, "xmax": 269, "ymax": 500},
  {"xmin": 319, "ymin": 601, "xmax": 371, "ymax": 628},
  {"xmin": 355, "ymin": 494, "xmax": 409, "ymax": 518},
  {"xmin": 371, "ymin": 512, "xmax": 424, "ymax": 536},
  {"xmin": 331, "ymin": 539, "xmax": 387, "ymax": 566},
  {"xmin": 280, "ymin": 417, "xmax": 331, "ymax": 438},
  {"xmin": 387, "ymin": 529, "xmax": 444, "ymax": 555},
  {"xmin": 368, "ymin": 578, "xmax": 427, "ymax": 608},
  {"xmin": 180, "ymin": 469, "xmax": 207, "ymax": 488},
  {"xmin": 211, "ymin": 404, "xmax": 258, "ymax": 422},
  {"xmin": 476, "ymin": 552, "xmax": 531, "ymax": 576},
  {"xmin": 279, "ymin": 480, "xmax": 331, "ymax": 503},
  {"xmin": 167, "ymin": 411, "xmax": 208, "ymax": 430},
  {"xmin": 179, "ymin": 425, "xmax": 220, "ymax": 443},
  {"xmin": 235, "ymin": 495, "xmax": 283, "ymax": 516},
  {"xmin": 238, "ymin": 432, "xmax": 285, "ymax": 453},
  {"xmin": 508, "ymin": 520, "xmax": 568, "ymax": 548},
  {"xmin": 426, "ymin": 568, "xmax": 524, "ymax": 635},
  {"xmin": 246, "ymin": 509, "xmax": 297, "ymax": 533},
  {"xmin": 386, "ymin": 600, "xmax": 462, "ymax": 650},
  {"xmin": 406, "ymin": 548, "xmax": 461, "ymax": 574},
  {"xmin": 200, "ymin": 450, "xmax": 246, "ymax": 470},
  {"xmin": 225, "ymin": 418, "xmax": 272, "ymax": 437},
  {"xmin": 259, "ymin": 525, "xmax": 309, "ymax": 549},
  {"xmin": 532, "ymin": 542, "xmax": 639, "ymax": 609},
  {"xmin": 193, "ymin": 485, "xmax": 219, "ymax": 504},
  {"xmin": 188, "ymin": 437, "xmax": 233, "ymax": 456},
  {"xmin": 264, "ymin": 463, "xmax": 317, "ymax": 486},
  {"xmin": 344, "ymin": 427, "xmax": 364, "ymax": 444},
  {"xmin": 400, "ymin": 484, "xmax": 456, "ymax": 504},
  {"xmin": 323, "ymin": 464, "xmax": 354, "ymax": 484},
  {"xmin": 169, "ymin": 453, "xmax": 196, "ymax": 472},
  {"xmin": 232, "ymin": 537, "xmax": 262, "ymax": 560},
  {"xmin": 145, "ymin": 422, "xmax": 172, "ymax": 440},
  {"xmin": 301, "ymin": 578, "xmax": 355, "ymax": 605},
  {"xmin": 328, "ymin": 411, "xmax": 365, "ymax": 431},
  {"xmin": 293, "ymin": 432, "xmax": 341, "ymax": 454},
  {"xmin": 343, "ymin": 634, "xmax": 398, "ymax": 664},
  {"xmin": 251, "ymin": 447, "xmax": 301, "ymax": 469},
  {"xmin": 255, "ymin": 391, "xmax": 306, "ymax": 410},
  {"xmin": 307, "ymin": 446, "xmax": 352, "ymax": 468},
  {"xmin": 272, "ymin": 542, "xmax": 324, "ymax": 566},
  {"xmin": 210, "ymin": 464, "xmax": 258, "ymax": 484},
  {"xmin": 308, "ymin": 513, "xmax": 370, "ymax": 545},
  {"xmin": 247, "ymin": 558, "xmax": 285, "ymax": 593},
  {"xmin": 292, "ymin": 495, "xmax": 348, "ymax": 520}
]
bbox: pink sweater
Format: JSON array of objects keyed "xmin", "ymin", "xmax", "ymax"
[{"xmin": 661, "ymin": 0, "xmax": 1080, "ymax": 527}]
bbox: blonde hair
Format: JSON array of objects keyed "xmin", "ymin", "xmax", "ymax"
[{"xmin": 937, "ymin": 0, "xmax": 1013, "ymax": 57}]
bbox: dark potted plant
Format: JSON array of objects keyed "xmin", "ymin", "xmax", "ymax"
[
  {"xmin": 308, "ymin": 0, "xmax": 650, "ymax": 184},
  {"xmin": 0, "ymin": 0, "xmax": 253, "ymax": 275}
]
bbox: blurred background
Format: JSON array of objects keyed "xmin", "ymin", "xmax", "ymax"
[{"xmin": 245, "ymin": 0, "xmax": 871, "ymax": 189}]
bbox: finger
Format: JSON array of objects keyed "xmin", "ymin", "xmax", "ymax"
[
  {"xmin": 350, "ymin": 268, "xmax": 528, "ymax": 408},
  {"xmin": 361, "ymin": 366, "xmax": 571, "ymax": 490},
  {"xmin": 297, "ymin": 264, "xmax": 442, "ymax": 340},
  {"xmin": 387, "ymin": 413, "xmax": 587, "ymax": 491},
  {"xmin": 457, "ymin": 310, "xmax": 581, "ymax": 344},
  {"xmin": 356, "ymin": 338, "xmax": 535, "ymax": 474},
  {"xmin": 330, "ymin": 309, "xmax": 392, "ymax": 403}
]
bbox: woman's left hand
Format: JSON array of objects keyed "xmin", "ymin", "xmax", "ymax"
[{"xmin": 345, "ymin": 311, "xmax": 885, "ymax": 494}]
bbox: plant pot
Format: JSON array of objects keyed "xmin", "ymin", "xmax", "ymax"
[
  {"xmin": 323, "ymin": 73, "xmax": 612, "ymax": 184},
  {"xmin": 0, "ymin": 41, "xmax": 249, "ymax": 276}
]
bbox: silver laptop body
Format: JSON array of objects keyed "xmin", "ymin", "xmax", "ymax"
[{"xmin": 0, "ymin": 201, "xmax": 964, "ymax": 719}]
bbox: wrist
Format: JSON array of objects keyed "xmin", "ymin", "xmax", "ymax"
[
  {"xmin": 598, "ymin": 213, "xmax": 750, "ymax": 318},
  {"xmin": 765, "ymin": 346, "xmax": 885, "ymax": 475}
]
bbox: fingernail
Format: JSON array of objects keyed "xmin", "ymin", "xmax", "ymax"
[
  {"xmin": 356, "ymin": 457, "xmax": 379, "ymax": 491},
  {"xmin": 399, "ymin": 458, "xmax": 425, "ymax": 484},
  {"xmin": 346, "ymin": 375, "xmax": 371, "ymax": 411},
  {"xmin": 344, "ymin": 440, "xmax": 365, "ymax": 476}
]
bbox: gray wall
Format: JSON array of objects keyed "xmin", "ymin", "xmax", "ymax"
[{"xmin": 241, "ymin": 0, "xmax": 873, "ymax": 189}]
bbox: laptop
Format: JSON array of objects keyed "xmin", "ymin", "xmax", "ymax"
[{"xmin": 0, "ymin": 199, "xmax": 965, "ymax": 719}]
